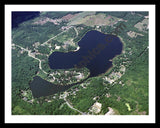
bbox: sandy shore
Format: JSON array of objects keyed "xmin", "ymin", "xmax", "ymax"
[{"xmin": 74, "ymin": 46, "xmax": 80, "ymax": 52}]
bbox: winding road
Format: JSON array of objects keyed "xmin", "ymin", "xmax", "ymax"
[
  {"xmin": 13, "ymin": 44, "xmax": 48, "ymax": 74},
  {"xmin": 63, "ymin": 92, "xmax": 86, "ymax": 115},
  {"xmin": 13, "ymin": 26, "xmax": 87, "ymax": 114},
  {"xmin": 13, "ymin": 25, "xmax": 78, "ymax": 75}
]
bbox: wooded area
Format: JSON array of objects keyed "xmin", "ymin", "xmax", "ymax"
[{"xmin": 12, "ymin": 11, "xmax": 149, "ymax": 115}]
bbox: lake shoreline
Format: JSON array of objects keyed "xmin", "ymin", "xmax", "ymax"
[{"xmin": 33, "ymin": 30, "xmax": 123, "ymax": 97}]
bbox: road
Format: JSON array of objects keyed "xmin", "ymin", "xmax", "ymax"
[
  {"xmin": 13, "ymin": 44, "xmax": 86, "ymax": 114},
  {"xmin": 12, "ymin": 25, "xmax": 77, "ymax": 75},
  {"xmin": 63, "ymin": 93, "xmax": 86, "ymax": 115},
  {"xmin": 13, "ymin": 26, "xmax": 88, "ymax": 114},
  {"xmin": 13, "ymin": 44, "xmax": 48, "ymax": 74},
  {"xmin": 41, "ymin": 26, "xmax": 74, "ymax": 46}
]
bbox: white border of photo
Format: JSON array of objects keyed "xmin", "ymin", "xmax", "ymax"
[{"xmin": 5, "ymin": 4, "xmax": 155, "ymax": 123}]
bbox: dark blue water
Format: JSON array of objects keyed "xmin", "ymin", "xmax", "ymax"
[
  {"xmin": 30, "ymin": 76, "xmax": 73, "ymax": 98},
  {"xmin": 12, "ymin": 11, "xmax": 40, "ymax": 28},
  {"xmin": 49, "ymin": 30, "xmax": 123, "ymax": 77},
  {"xmin": 30, "ymin": 76, "xmax": 88, "ymax": 98},
  {"xmin": 30, "ymin": 30, "xmax": 123, "ymax": 98}
]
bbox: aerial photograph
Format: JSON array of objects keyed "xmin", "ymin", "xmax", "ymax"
[{"xmin": 12, "ymin": 11, "xmax": 149, "ymax": 115}]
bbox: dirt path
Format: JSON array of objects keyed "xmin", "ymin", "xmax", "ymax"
[{"xmin": 73, "ymin": 27, "xmax": 78, "ymax": 37}]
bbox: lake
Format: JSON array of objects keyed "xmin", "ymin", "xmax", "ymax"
[
  {"xmin": 12, "ymin": 11, "xmax": 40, "ymax": 28},
  {"xmin": 30, "ymin": 30, "xmax": 123, "ymax": 98},
  {"xmin": 49, "ymin": 30, "xmax": 123, "ymax": 77},
  {"xmin": 30, "ymin": 76, "xmax": 88, "ymax": 98},
  {"xmin": 30, "ymin": 76, "xmax": 73, "ymax": 98}
]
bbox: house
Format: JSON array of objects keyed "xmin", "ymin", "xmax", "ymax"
[
  {"xmin": 105, "ymin": 107, "xmax": 115, "ymax": 115},
  {"xmin": 90, "ymin": 102, "xmax": 102, "ymax": 114},
  {"xmin": 75, "ymin": 73, "xmax": 84, "ymax": 80},
  {"xmin": 55, "ymin": 45, "xmax": 61, "ymax": 50}
]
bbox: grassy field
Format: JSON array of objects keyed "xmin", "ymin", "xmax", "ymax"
[{"xmin": 68, "ymin": 13, "xmax": 120, "ymax": 27}]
